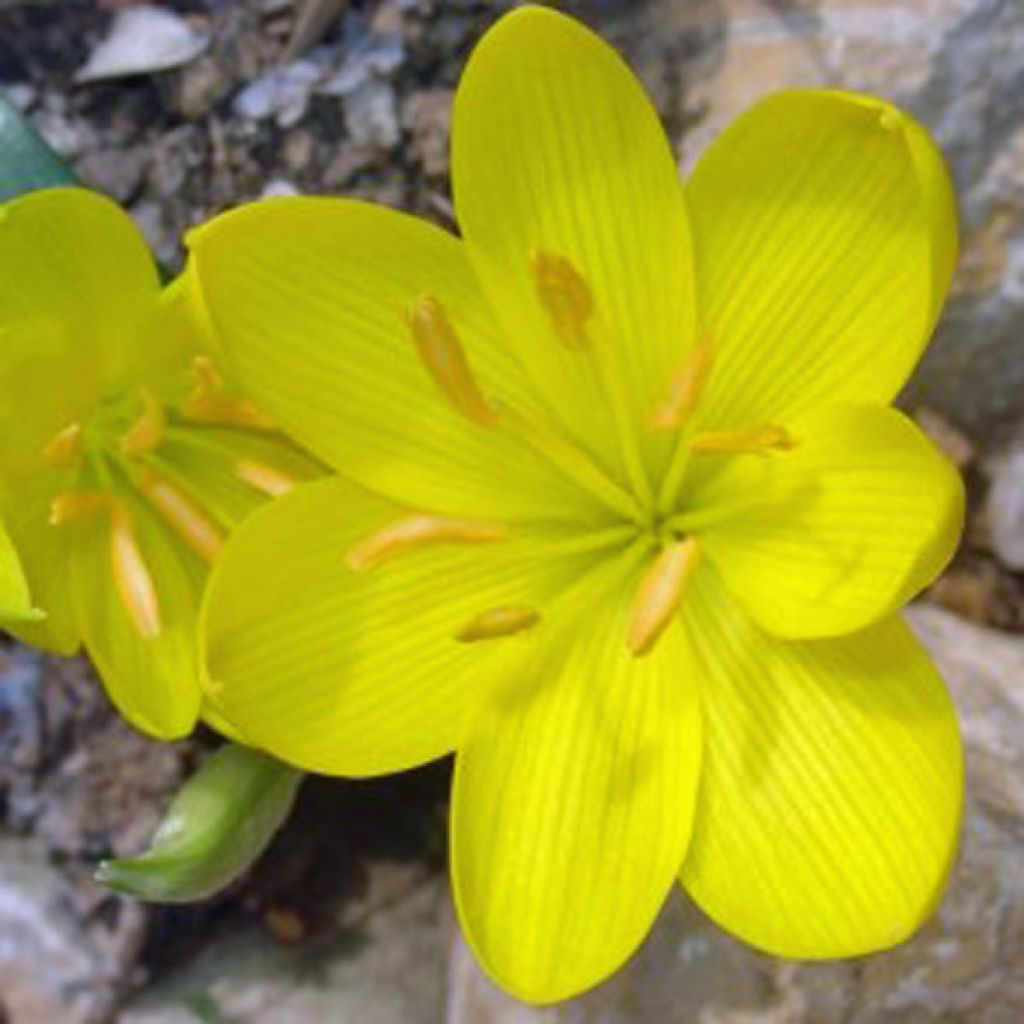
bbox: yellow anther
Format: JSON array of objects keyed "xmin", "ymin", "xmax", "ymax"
[
  {"xmin": 648, "ymin": 338, "xmax": 716, "ymax": 432},
  {"xmin": 345, "ymin": 514, "xmax": 508, "ymax": 572},
  {"xmin": 406, "ymin": 295, "xmax": 497, "ymax": 427},
  {"xmin": 182, "ymin": 356, "xmax": 277, "ymax": 431},
  {"xmin": 456, "ymin": 606, "xmax": 541, "ymax": 643},
  {"xmin": 235, "ymin": 459, "xmax": 299, "ymax": 498},
  {"xmin": 49, "ymin": 491, "xmax": 110, "ymax": 526},
  {"xmin": 530, "ymin": 248, "xmax": 593, "ymax": 350},
  {"xmin": 120, "ymin": 388, "xmax": 166, "ymax": 456},
  {"xmin": 627, "ymin": 538, "xmax": 699, "ymax": 657},
  {"xmin": 110, "ymin": 503, "xmax": 161, "ymax": 639},
  {"xmin": 136, "ymin": 470, "xmax": 224, "ymax": 563},
  {"xmin": 689, "ymin": 424, "xmax": 794, "ymax": 455},
  {"xmin": 43, "ymin": 422, "xmax": 83, "ymax": 469}
]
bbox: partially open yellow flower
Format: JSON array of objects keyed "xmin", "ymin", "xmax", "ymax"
[
  {"xmin": 0, "ymin": 187, "xmax": 318, "ymax": 739},
  {"xmin": 190, "ymin": 7, "xmax": 964, "ymax": 1003}
]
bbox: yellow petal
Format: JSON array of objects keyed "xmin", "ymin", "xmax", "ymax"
[
  {"xmin": 452, "ymin": 6, "xmax": 695, "ymax": 491},
  {"xmin": 0, "ymin": 511, "xmax": 41, "ymax": 622},
  {"xmin": 686, "ymin": 404, "xmax": 964, "ymax": 637},
  {"xmin": 0, "ymin": 188, "xmax": 159, "ymax": 461},
  {"xmin": 452, "ymin": 562, "xmax": 701, "ymax": 1003},
  {"xmin": 188, "ymin": 199, "xmax": 599, "ymax": 524},
  {"xmin": 200, "ymin": 476, "xmax": 596, "ymax": 777},
  {"xmin": 686, "ymin": 90, "xmax": 957, "ymax": 429},
  {"xmin": 69, "ymin": 486, "xmax": 203, "ymax": 739},
  {"xmin": 679, "ymin": 568, "xmax": 962, "ymax": 958}
]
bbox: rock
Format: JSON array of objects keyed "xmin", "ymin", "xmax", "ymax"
[
  {"xmin": 121, "ymin": 862, "xmax": 450, "ymax": 1024},
  {"xmin": 985, "ymin": 444, "xmax": 1024, "ymax": 570},
  {"xmin": 232, "ymin": 57, "xmax": 325, "ymax": 128},
  {"xmin": 0, "ymin": 835, "xmax": 146, "ymax": 1024},
  {"xmin": 75, "ymin": 146, "xmax": 147, "ymax": 204},
  {"xmin": 343, "ymin": 79, "xmax": 400, "ymax": 150},
  {"xmin": 609, "ymin": 0, "xmax": 1024, "ymax": 444},
  {"xmin": 76, "ymin": 6, "xmax": 210, "ymax": 83},
  {"xmin": 403, "ymin": 87, "xmax": 454, "ymax": 179},
  {"xmin": 446, "ymin": 604, "xmax": 1024, "ymax": 1023}
]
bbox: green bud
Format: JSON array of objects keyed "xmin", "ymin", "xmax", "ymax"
[{"xmin": 96, "ymin": 743, "xmax": 302, "ymax": 903}]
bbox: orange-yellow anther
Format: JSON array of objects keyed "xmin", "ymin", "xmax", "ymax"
[
  {"xmin": 136, "ymin": 470, "xmax": 224, "ymax": 563},
  {"xmin": 530, "ymin": 248, "xmax": 594, "ymax": 350},
  {"xmin": 183, "ymin": 356, "xmax": 277, "ymax": 431},
  {"xmin": 235, "ymin": 459, "xmax": 299, "ymax": 498},
  {"xmin": 110, "ymin": 503, "xmax": 161, "ymax": 639},
  {"xmin": 689, "ymin": 424, "xmax": 794, "ymax": 455},
  {"xmin": 457, "ymin": 606, "xmax": 541, "ymax": 643},
  {"xmin": 407, "ymin": 295, "xmax": 497, "ymax": 427},
  {"xmin": 120, "ymin": 388, "xmax": 166, "ymax": 456},
  {"xmin": 345, "ymin": 514, "xmax": 508, "ymax": 572},
  {"xmin": 43, "ymin": 422, "xmax": 83, "ymax": 469},
  {"xmin": 49, "ymin": 491, "xmax": 110, "ymax": 525},
  {"xmin": 627, "ymin": 538, "xmax": 699, "ymax": 657},
  {"xmin": 649, "ymin": 338, "xmax": 716, "ymax": 432}
]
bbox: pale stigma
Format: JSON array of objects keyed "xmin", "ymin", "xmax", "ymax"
[
  {"xmin": 689, "ymin": 424, "xmax": 794, "ymax": 455},
  {"xmin": 110, "ymin": 503, "xmax": 161, "ymax": 639},
  {"xmin": 120, "ymin": 388, "xmax": 166, "ymax": 456},
  {"xmin": 183, "ymin": 356, "xmax": 277, "ymax": 431},
  {"xmin": 345, "ymin": 514, "xmax": 507, "ymax": 572},
  {"xmin": 627, "ymin": 538, "xmax": 699, "ymax": 657},
  {"xmin": 235, "ymin": 459, "xmax": 299, "ymax": 497},
  {"xmin": 649, "ymin": 338, "xmax": 715, "ymax": 431},
  {"xmin": 530, "ymin": 249, "xmax": 593, "ymax": 350},
  {"xmin": 136, "ymin": 470, "xmax": 224, "ymax": 563},
  {"xmin": 457, "ymin": 606, "xmax": 540, "ymax": 642},
  {"xmin": 43, "ymin": 422, "xmax": 83, "ymax": 469},
  {"xmin": 407, "ymin": 295, "xmax": 497, "ymax": 426}
]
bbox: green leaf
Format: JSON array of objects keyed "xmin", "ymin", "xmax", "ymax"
[
  {"xmin": 0, "ymin": 91, "xmax": 75, "ymax": 201},
  {"xmin": 96, "ymin": 743, "xmax": 303, "ymax": 903}
]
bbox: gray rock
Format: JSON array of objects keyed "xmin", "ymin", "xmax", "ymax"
[
  {"xmin": 122, "ymin": 863, "xmax": 450, "ymax": 1024},
  {"xmin": 343, "ymin": 79, "xmax": 401, "ymax": 151},
  {"xmin": 446, "ymin": 604, "xmax": 1024, "ymax": 1023},
  {"xmin": 986, "ymin": 445, "xmax": 1024, "ymax": 570}
]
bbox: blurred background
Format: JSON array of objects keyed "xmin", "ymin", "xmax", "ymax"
[{"xmin": 0, "ymin": 1, "xmax": 1022, "ymax": 1021}]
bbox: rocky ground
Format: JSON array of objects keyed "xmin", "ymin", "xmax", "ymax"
[{"xmin": 1, "ymin": 1, "xmax": 1023, "ymax": 1021}]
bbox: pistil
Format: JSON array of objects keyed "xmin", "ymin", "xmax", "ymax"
[
  {"xmin": 235, "ymin": 458, "xmax": 299, "ymax": 497},
  {"xmin": 648, "ymin": 338, "xmax": 715, "ymax": 432},
  {"xmin": 120, "ymin": 388, "xmax": 166, "ymax": 456},
  {"xmin": 135, "ymin": 469, "xmax": 224, "ymax": 563},
  {"xmin": 689, "ymin": 424, "xmax": 794, "ymax": 455},
  {"xmin": 43, "ymin": 422, "xmax": 83, "ymax": 469},
  {"xmin": 183, "ymin": 356, "xmax": 277, "ymax": 431}
]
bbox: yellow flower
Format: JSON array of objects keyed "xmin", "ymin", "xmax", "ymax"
[
  {"xmin": 189, "ymin": 8, "xmax": 964, "ymax": 1003},
  {"xmin": 0, "ymin": 187, "xmax": 318, "ymax": 739}
]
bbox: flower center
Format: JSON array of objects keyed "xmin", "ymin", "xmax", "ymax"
[{"xmin": 43, "ymin": 356, "xmax": 299, "ymax": 639}]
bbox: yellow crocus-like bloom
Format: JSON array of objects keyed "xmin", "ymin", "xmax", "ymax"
[
  {"xmin": 0, "ymin": 187, "xmax": 318, "ymax": 739},
  {"xmin": 189, "ymin": 8, "xmax": 964, "ymax": 1003}
]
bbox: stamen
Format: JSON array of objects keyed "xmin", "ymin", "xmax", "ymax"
[
  {"xmin": 648, "ymin": 338, "xmax": 715, "ymax": 432},
  {"xmin": 689, "ymin": 424, "xmax": 794, "ymax": 455},
  {"xmin": 627, "ymin": 538, "xmax": 699, "ymax": 657},
  {"xmin": 235, "ymin": 459, "xmax": 299, "ymax": 498},
  {"xmin": 406, "ymin": 295, "xmax": 497, "ymax": 427},
  {"xmin": 136, "ymin": 470, "xmax": 224, "ymax": 563},
  {"xmin": 456, "ymin": 606, "xmax": 540, "ymax": 643},
  {"xmin": 345, "ymin": 514, "xmax": 508, "ymax": 572},
  {"xmin": 110, "ymin": 503, "xmax": 161, "ymax": 639},
  {"xmin": 182, "ymin": 356, "xmax": 277, "ymax": 431},
  {"xmin": 120, "ymin": 388, "xmax": 166, "ymax": 456},
  {"xmin": 49, "ymin": 491, "xmax": 110, "ymax": 526},
  {"xmin": 530, "ymin": 248, "xmax": 593, "ymax": 350},
  {"xmin": 43, "ymin": 422, "xmax": 83, "ymax": 469}
]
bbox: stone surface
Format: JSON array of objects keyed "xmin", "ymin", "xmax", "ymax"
[
  {"xmin": 985, "ymin": 444, "xmax": 1024, "ymax": 570},
  {"xmin": 446, "ymin": 604, "xmax": 1024, "ymax": 1023},
  {"xmin": 122, "ymin": 863, "xmax": 450, "ymax": 1024},
  {"xmin": 610, "ymin": 0, "xmax": 1024, "ymax": 444}
]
